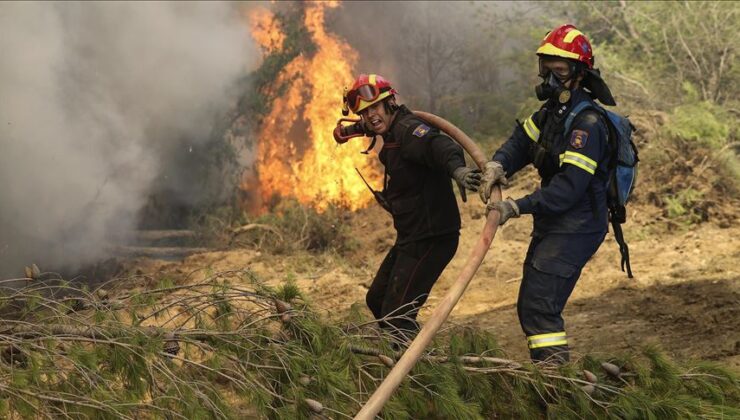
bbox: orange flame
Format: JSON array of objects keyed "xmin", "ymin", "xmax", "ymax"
[
  {"xmin": 246, "ymin": 7, "xmax": 285, "ymax": 53},
  {"xmin": 246, "ymin": 2, "xmax": 381, "ymax": 212}
]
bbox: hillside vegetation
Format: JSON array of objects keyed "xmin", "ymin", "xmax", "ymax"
[{"xmin": 1, "ymin": 2, "xmax": 738, "ymax": 418}]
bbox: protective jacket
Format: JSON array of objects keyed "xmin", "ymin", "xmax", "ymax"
[
  {"xmin": 379, "ymin": 105, "xmax": 466, "ymax": 244},
  {"xmin": 493, "ymin": 89, "xmax": 610, "ymax": 235},
  {"xmin": 493, "ymin": 88, "xmax": 612, "ymax": 363}
]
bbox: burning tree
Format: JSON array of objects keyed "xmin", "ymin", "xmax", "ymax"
[{"xmin": 242, "ymin": 2, "xmax": 382, "ymax": 213}]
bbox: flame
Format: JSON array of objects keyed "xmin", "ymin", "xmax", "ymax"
[
  {"xmin": 246, "ymin": 2, "xmax": 381, "ymax": 212},
  {"xmin": 245, "ymin": 7, "xmax": 285, "ymax": 53}
]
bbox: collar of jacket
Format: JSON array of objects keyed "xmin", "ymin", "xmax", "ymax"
[
  {"xmin": 544, "ymin": 88, "xmax": 594, "ymax": 122},
  {"xmin": 382, "ymin": 105, "xmax": 410, "ymax": 141}
]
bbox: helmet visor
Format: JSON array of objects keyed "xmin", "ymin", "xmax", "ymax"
[
  {"xmin": 539, "ymin": 57, "xmax": 575, "ymax": 81},
  {"xmin": 347, "ymin": 84, "xmax": 380, "ymax": 112}
]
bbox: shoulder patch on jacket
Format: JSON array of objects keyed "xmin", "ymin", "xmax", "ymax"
[
  {"xmin": 569, "ymin": 129, "xmax": 589, "ymax": 149},
  {"xmin": 412, "ymin": 124, "xmax": 431, "ymax": 138}
]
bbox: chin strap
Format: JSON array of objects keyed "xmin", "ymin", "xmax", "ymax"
[{"xmin": 361, "ymin": 135, "xmax": 378, "ymax": 154}]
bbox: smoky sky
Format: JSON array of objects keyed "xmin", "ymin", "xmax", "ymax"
[
  {"xmin": 0, "ymin": 2, "xmax": 256, "ymax": 276},
  {"xmin": 328, "ymin": 1, "xmax": 551, "ymax": 112},
  {"xmin": 0, "ymin": 1, "xmax": 555, "ymax": 278}
]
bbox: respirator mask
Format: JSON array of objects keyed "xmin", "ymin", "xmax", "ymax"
[
  {"xmin": 535, "ymin": 58, "xmax": 579, "ymax": 102},
  {"xmin": 535, "ymin": 72, "xmax": 568, "ymax": 102}
]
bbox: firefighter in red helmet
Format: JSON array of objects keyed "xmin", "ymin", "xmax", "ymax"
[
  {"xmin": 344, "ymin": 74, "xmax": 481, "ymax": 345},
  {"xmin": 479, "ymin": 24, "xmax": 619, "ymax": 364}
]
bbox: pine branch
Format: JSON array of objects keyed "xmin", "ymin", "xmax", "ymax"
[{"xmin": 0, "ymin": 269, "xmax": 736, "ymax": 419}]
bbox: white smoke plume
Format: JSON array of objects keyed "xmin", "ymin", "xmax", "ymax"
[{"xmin": 0, "ymin": 2, "xmax": 256, "ymax": 276}]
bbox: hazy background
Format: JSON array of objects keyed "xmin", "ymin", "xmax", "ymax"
[
  {"xmin": 330, "ymin": 1, "xmax": 550, "ymax": 136},
  {"xmin": 0, "ymin": 2, "xmax": 257, "ymax": 276},
  {"xmin": 0, "ymin": 1, "xmax": 736, "ymax": 277}
]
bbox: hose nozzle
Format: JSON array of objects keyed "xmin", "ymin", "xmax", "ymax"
[{"xmin": 333, "ymin": 117, "xmax": 367, "ymax": 144}]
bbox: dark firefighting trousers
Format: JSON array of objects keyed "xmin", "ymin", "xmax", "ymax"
[
  {"xmin": 518, "ymin": 231, "xmax": 606, "ymax": 363},
  {"xmin": 366, "ymin": 233, "xmax": 459, "ymax": 342}
]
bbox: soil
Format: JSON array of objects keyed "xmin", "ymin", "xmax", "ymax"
[{"xmin": 132, "ymin": 173, "xmax": 740, "ymax": 370}]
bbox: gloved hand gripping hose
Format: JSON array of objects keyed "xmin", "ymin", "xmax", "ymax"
[{"xmin": 353, "ymin": 111, "xmax": 502, "ymax": 419}]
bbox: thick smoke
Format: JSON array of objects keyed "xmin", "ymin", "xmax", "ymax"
[{"xmin": 0, "ymin": 2, "xmax": 256, "ymax": 276}]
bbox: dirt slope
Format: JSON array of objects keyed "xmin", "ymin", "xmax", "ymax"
[
  {"xmin": 137, "ymin": 179, "xmax": 739, "ymax": 369},
  {"xmin": 428, "ymin": 183, "xmax": 740, "ymax": 368}
]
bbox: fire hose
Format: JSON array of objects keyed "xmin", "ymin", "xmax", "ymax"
[{"xmin": 346, "ymin": 111, "xmax": 503, "ymax": 419}]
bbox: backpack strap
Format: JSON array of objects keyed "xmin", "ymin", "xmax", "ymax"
[
  {"xmin": 612, "ymin": 216, "xmax": 634, "ymax": 278},
  {"xmin": 563, "ymin": 100, "xmax": 599, "ymax": 134},
  {"xmin": 565, "ymin": 100, "xmax": 602, "ymax": 220},
  {"xmin": 565, "ymin": 101, "xmax": 617, "ymax": 169}
]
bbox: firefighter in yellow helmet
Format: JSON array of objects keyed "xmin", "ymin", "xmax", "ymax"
[{"xmin": 479, "ymin": 24, "xmax": 623, "ymax": 364}]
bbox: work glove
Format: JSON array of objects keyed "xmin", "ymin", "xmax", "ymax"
[
  {"xmin": 487, "ymin": 198, "xmax": 520, "ymax": 226},
  {"xmin": 479, "ymin": 161, "xmax": 508, "ymax": 204},
  {"xmin": 452, "ymin": 166, "xmax": 482, "ymax": 203}
]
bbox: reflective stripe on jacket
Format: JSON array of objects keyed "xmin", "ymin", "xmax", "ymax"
[{"xmin": 492, "ymin": 89, "xmax": 610, "ymax": 234}]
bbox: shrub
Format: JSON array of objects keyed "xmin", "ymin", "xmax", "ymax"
[
  {"xmin": 667, "ymin": 100, "xmax": 732, "ymax": 150},
  {"xmin": 663, "ymin": 188, "xmax": 705, "ymax": 224},
  {"xmin": 233, "ymin": 199, "xmax": 357, "ymax": 255}
]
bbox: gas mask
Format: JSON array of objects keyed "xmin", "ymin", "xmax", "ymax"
[
  {"xmin": 535, "ymin": 72, "xmax": 570, "ymax": 102},
  {"xmin": 535, "ymin": 58, "xmax": 581, "ymax": 103}
]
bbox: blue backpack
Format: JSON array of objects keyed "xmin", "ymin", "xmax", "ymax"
[{"xmin": 564, "ymin": 101, "xmax": 639, "ymax": 278}]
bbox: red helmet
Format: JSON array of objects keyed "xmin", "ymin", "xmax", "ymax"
[
  {"xmin": 536, "ymin": 24, "xmax": 594, "ymax": 69},
  {"xmin": 344, "ymin": 74, "xmax": 398, "ymax": 114}
]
